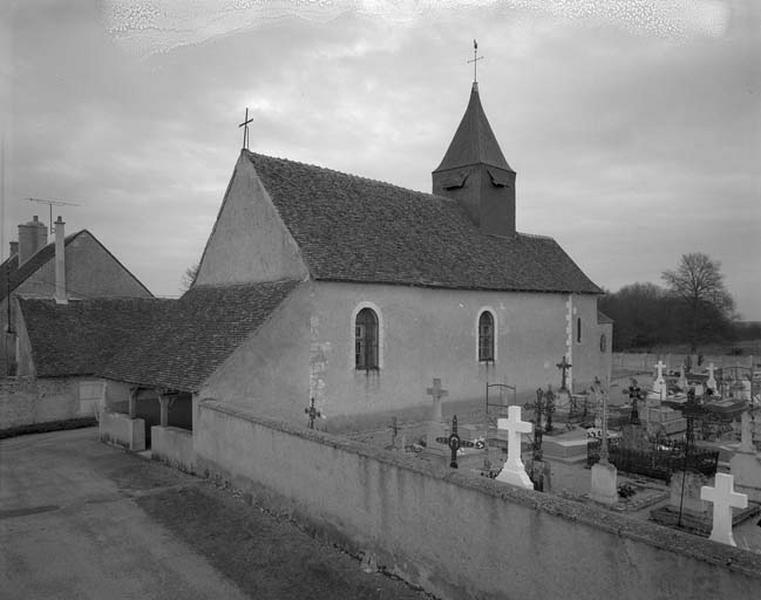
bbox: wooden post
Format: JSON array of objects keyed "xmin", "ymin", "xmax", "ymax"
[
  {"xmin": 159, "ymin": 395, "xmax": 169, "ymax": 427},
  {"xmin": 128, "ymin": 388, "xmax": 137, "ymax": 419}
]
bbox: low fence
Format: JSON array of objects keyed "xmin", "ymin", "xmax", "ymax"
[
  {"xmin": 587, "ymin": 439, "xmax": 719, "ymax": 482},
  {"xmin": 194, "ymin": 399, "xmax": 761, "ymax": 600},
  {"xmin": 613, "ymin": 352, "xmax": 756, "ymax": 373}
]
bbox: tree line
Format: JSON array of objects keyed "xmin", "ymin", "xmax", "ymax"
[{"xmin": 599, "ymin": 252, "xmax": 759, "ymax": 352}]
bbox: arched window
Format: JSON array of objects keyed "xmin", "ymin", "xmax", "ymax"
[
  {"xmin": 576, "ymin": 317, "xmax": 582, "ymax": 343},
  {"xmin": 355, "ymin": 308, "xmax": 378, "ymax": 370},
  {"xmin": 478, "ymin": 311, "xmax": 495, "ymax": 362}
]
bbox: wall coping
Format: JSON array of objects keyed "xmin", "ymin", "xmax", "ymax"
[{"xmin": 199, "ymin": 398, "xmax": 761, "ymax": 579}]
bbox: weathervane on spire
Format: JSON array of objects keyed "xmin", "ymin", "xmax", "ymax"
[
  {"xmin": 238, "ymin": 107, "xmax": 254, "ymax": 150},
  {"xmin": 467, "ymin": 39, "xmax": 484, "ymax": 84}
]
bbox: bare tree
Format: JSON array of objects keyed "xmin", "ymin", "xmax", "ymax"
[
  {"xmin": 662, "ymin": 253, "xmax": 735, "ymax": 351},
  {"xmin": 181, "ymin": 262, "xmax": 200, "ymax": 291}
]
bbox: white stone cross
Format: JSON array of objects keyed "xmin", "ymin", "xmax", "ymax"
[
  {"xmin": 700, "ymin": 473, "xmax": 748, "ymax": 547},
  {"xmin": 707, "ymin": 362, "xmax": 717, "ymax": 392},
  {"xmin": 495, "ymin": 405, "xmax": 533, "ymax": 489},
  {"xmin": 427, "ymin": 378, "xmax": 448, "ymax": 421},
  {"xmin": 655, "ymin": 360, "xmax": 667, "ymax": 381}
]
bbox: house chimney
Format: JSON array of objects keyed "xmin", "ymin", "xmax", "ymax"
[
  {"xmin": 17, "ymin": 215, "xmax": 48, "ymax": 265},
  {"xmin": 9, "ymin": 241, "xmax": 18, "ymax": 256},
  {"xmin": 54, "ymin": 216, "xmax": 67, "ymax": 305}
]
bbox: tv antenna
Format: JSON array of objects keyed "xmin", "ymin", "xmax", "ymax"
[{"xmin": 27, "ymin": 197, "xmax": 81, "ymax": 234}]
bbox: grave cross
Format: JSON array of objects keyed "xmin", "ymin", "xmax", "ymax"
[
  {"xmin": 495, "ymin": 406, "xmax": 533, "ymax": 489},
  {"xmin": 655, "ymin": 360, "xmax": 667, "ymax": 381},
  {"xmin": 524, "ymin": 388, "xmax": 554, "ymax": 459},
  {"xmin": 466, "ymin": 39, "xmax": 484, "ymax": 84},
  {"xmin": 238, "ymin": 107, "xmax": 254, "ymax": 150},
  {"xmin": 427, "ymin": 378, "xmax": 448, "ymax": 422},
  {"xmin": 624, "ymin": 378, "xmax": 644, "ymax": 425},
  {"xmin": 700, "ymin": 473, "xmax": 748, "ymax": 546},
  {"xmin": 434, "ymin": 415, "xmax": 475, "ymax": 468},
  {"xmin": 305, "ymin": 397, "xmax": 321, "ymax": 429},
  {"xmin": 706, "ymin": 362, "xmax": 718, "ymax": 392},
  {"xmin": 556, "ymin": 356, "xmax": 572, "ymax": 391},
  {"xmin": 498, "ymin": 406, "xmax": 532, "ymax": 471}
]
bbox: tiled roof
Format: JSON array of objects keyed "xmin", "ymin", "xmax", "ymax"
[
  {"xmin": 433, "ymin": 83, "xmax": 513, "ymax": 173},
  {"xmin": 18, "ymin": 297, "xmax": 173, "ymax": 377},
  {"xmin": 0, "ymin": 230, "xmax": 152, "ymax": 301},
  {"xmin": 247, "ymin": 152, "xmax": 601, "ymax": 294},
  {"xmin": 101, "ymin": 280, "xmax": 299, "ymax": 391},
  {"xmin": 597, "ymin": 310, "xmax": 614, "ymax": 324}
]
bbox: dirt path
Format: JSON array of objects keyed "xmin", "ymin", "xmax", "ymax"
[{"xmin": 0, "ymin": 428, "xmax": 432, "ymax": 600}]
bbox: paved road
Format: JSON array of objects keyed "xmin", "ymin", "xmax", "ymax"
[
  {"xmin": 0, "ymin": 428, "xmax": 249, "ymax": 600},
  {"xmin": 0, "ymin": 428, "xmax": 430, "ymax": 600}
]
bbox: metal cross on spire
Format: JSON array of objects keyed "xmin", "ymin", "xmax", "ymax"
[
  {"xmin": 238, "ymin": 107, "xmax": 254, "ymax": 150},
  {"xmin": 466, "ymin": 39, "xmax": 484, "ymax": 84}
]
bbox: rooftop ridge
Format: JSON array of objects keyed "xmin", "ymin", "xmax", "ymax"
[{"xmin": 245, "ymin": 150, "xmax": 444, "ymax": 202}]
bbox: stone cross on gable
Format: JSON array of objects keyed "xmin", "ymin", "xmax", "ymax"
[
  {"xmin": 700, "ymin": 473, "xmax": 748, "ymax": 546},
  {"xmin": 495, "ymin": 405, "xmax": 533, "ymax": 489},
  {"xmin": 427, "ymin": 378, "xmax": 448, "ymax": 422}
]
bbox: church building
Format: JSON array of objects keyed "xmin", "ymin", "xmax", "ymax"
[{"xmin": 103, "ymin": 81, "xmax": 612, "ymax": 435}]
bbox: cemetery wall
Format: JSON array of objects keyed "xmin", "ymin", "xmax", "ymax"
[
  {"xmin": 613, "ymin": 352, "xmax": 756, "ymax": 373},
  {"xmin": 203, "ymin": 281, "xmax": 610, "ymax": 432},
  {"xmin": 151, "ymin": 425, "xmax": 195, "ymax": 472},
  {"xmin": 195, "ymin": 399, "xmax": 761, "ymax": 600},
  {"xmin": 0, "ymin": 376, "xmax": 103, "ymax": 431}
]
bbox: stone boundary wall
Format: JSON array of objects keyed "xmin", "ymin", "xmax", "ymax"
[
  {"xmin": 99, "ymin": 411, "xmax": 145, "ymax": 451},
  {"xmin": 0, "ymin": 377, "xmax": 82, "ymax": 431},
  {"xmin": 195, "ymin": 399, "xmax": 761, "ymax": 600},
  {"xmin": 151, "ymin": 425, "xmax": 195, "ymax": 473},
  {"xmin": 613, "ymin": 352, "xmax": 756, "ymax": 373}
]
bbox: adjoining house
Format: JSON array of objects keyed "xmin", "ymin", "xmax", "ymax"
[
  {"xmin": 1, "ymin": 214, "xmax": 152, "ymax": 375},
  {"xmin": 0, "ymin": 214, "xmax": 153, "ymax": 434}
]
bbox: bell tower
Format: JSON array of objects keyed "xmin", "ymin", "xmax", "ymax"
[{"xmin": 432, "ymin": 82, "xmax": 516, "ymax": 237}]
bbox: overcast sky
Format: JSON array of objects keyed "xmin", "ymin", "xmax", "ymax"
[{"xmin": 2, "ymin": 1, "xmax": 760, "ymax": 319}]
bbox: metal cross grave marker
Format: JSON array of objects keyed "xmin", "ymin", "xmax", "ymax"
[
  {"xmin": 434, "ymin": 415, "xmax": 475, "ymax": 468},
  {"xmin": 305, "ymin": 397, "xmax": 321, "ymax": 429},
  {"xmin": 556, "ymin": 355, "xmax": 572, "ymax": 391},
  {"xmin": 239, "ymin": 107, "xmax": 254, "ymax": 150}
]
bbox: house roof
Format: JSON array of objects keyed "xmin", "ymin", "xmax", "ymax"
[
  {"xmin": 246, "ymin": 151, "xmax": 601, "ymax": 294},
  {"xmin": 0, "ymin": 230, "xmax": 152, "ymax": 301},
  {"xmin": 433, "ymin": 83, "xmax": 513, "ymax": 173},
  {"xmin": 18, "ymin": 297, "xmax": 173, "ymax": 378},
  {"xmin": 597, "ymin": 310, "xmax": 614, "ymax": 324},
  {"xmin": 101, "ymin": 280, "xmax": 299, "ymax": 392}
]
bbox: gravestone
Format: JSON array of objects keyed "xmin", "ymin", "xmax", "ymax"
[
  {"xmin": 426, "ymin": 378, "xmax": 448, "ymax": 446},
  {"xmin": 495, "ymin": 406, "xmax": 533, "ymax": 490},
  {"xmin": 730, "ymin": 410, "xmax": 761, "ymax": 502},
  {"xmin": 652, "ymin": 360, "xmax": 668, "ymax": 401},
  {"xmin": 670, "ymin": 470, "xmax": 710, "ymax": 518},
  {"xmin": 590, "ymin": 381, "xmax": 618, "ymax": 505},
  {"xmin": 701, "ymin": 473, "xmax": 748, "ymax": 547},
  {"xmin": 706, "ymin": 363, "xmax": 718, "ymax": 393},
  {"xmin": 678, "ymin": 364, "xmax": 688, "ymax": 391}
]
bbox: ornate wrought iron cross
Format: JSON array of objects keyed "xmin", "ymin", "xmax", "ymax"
[
  {"xmin": 466, "ymin": 39, "xmax": 484, "ymax": 83},
  {"xmin": 625, "ymin": 378, "xmax": 644, "ymax": 425},
  {"xmin": 435, "ymin": 415, "xmax": 475, "ymax": 468},
  {"xmin": 556, "ymin": 356, "xmax": 572, "ymax": 391},
  {"xmin": 238, "ymin": 107, "xmax": 254, "ymax": 150},
  {"xmin": 305, "ymin": 397, "xmax": 321, "ymax": 429}
]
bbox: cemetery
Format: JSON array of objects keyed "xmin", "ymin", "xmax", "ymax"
[{"xmin": 340, "ymin": 354, "xmax": 761, "ymax": 558}]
